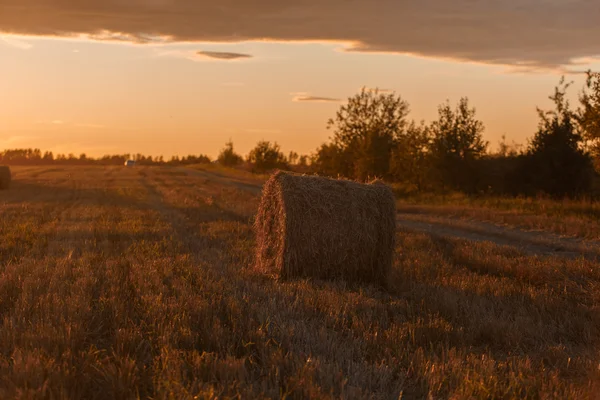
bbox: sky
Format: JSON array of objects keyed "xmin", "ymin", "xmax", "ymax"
[{"xmin": 1, "ymin": 1, "xmax": 600, "ymax": 159}]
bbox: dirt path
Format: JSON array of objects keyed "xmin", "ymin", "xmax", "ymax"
[
  {"xmin": 180, "ymin": 167, "xmax": 600, "ymax": 259},
  {"xmin": 397, "ymin": 213, "xmax": 599, "ymax": 259}
]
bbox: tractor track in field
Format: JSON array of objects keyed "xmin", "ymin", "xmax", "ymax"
[{"xmin": 179, "ymin": 167, "xmax": 600, "ymax": 259}]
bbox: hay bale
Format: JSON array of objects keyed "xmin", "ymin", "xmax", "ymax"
[
  {"xmin": 0, "ymin": 166, "xmax": 11, "ymax": 190},
  {"xmin": 254, "ymin": 171, "xmax": 396, "ymax": 285}
]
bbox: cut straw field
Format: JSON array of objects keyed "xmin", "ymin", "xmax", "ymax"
[{"xmin": 1, "ymin": 165, "xmax": 599, "ymax": 399}]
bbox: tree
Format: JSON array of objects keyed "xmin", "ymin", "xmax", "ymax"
[
  {"xmin": 217, "ymin": 140, "xmax": 243, "ymax": 167},
  {"xmin": 429, "ymin": 97, "xmax": 488, "ymax": 192},
  {"xmin": 389, "ymin": 120, "xmax": 432, "ymax": 190},
  {"xmin": 312, "ymin": 142, "xmax": 354, "ymax": 178},
  {"xmin": 521, "ymin": 77, "xmax": 593, "ymax": 197},
  {"xmin": 578, "ymin": 70, "xmax": 600, "ymax": 169},
  {"xmin": 247, "ymin": 141, "xmax": 288, "ymax": 173},
  {"xmin": 42, "ymin": 151, "xmax": 54, "ymax": 162},
  {"xmin": 496, "ymin": 134, "xmax": 523, "ymax": 158},
  {"xmin": 298, "ymin": 155, "xmax": 308, "ymax": 167},
  {"xmin": 325, "ymin": 87, "xmax": 411, "ymax": 180},
  {"xmin": 287, "ymin": 151, "xmax": 299, "ymax": 165}
]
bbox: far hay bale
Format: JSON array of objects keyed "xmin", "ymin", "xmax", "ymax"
[
  {"xmin": 255, "ymin": 171, "xmax": 396, "ymax": 286},
  {"xmin": 0, "ymin": 166, "xmax": 11, "ymax": 190}
]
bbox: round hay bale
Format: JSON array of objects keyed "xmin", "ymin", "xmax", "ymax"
[
  {"xmin": 254, "ymin": 171, "xmax": 396, "ymax": 286},
  {"xmin": 0, "ymin": 166, "xmax": 11, "ymax": 190}
]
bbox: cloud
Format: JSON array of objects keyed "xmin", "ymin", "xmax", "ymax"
[
  {"xmin": 35, "ymin": 120, "xmax": 106, "ymax": 128},
  {"xmin": 1, "ymin": 1, "xmax": 599, "ymax": 70},
  {"xmin": 196, "ymin": 51, "xmax": 252, "ymax": 60},
  {"xmin": 364, "ymin": 87, "xmax": 394, "ymax": 93},
  {"xmin": 0, "ymin": 35, "xmax": 32, "ymax": 49},
  {"xmin": 75, "ymin": 123, "xmax": 105, "ymax": 129},
  {"xmin": 153, "ymin": 49, "xmax": 252, "ymax": 63},
  {"xmin": 292, "ymin": 93, "xmax": 341, "ymax": 103}
]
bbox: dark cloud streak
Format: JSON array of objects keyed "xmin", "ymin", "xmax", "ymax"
[
  {"xmin": 1, "ymin": 1, "xmax": 599, "ymax": 69},
  {"xmin": 293, "ymin": 95, "xmax": 341, "ymax": 103},
  {"xmin": 197, "ymin": 50, "xmax": 252, "ymax": 60}
]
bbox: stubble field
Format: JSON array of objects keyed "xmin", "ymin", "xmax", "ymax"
[{"xmin": 1, "ymin": 165, "xmax": 599, "ymax": 399}]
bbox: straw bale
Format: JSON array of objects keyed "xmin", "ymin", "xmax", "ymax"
[{"xmin": 254, "ymin": 171, "xmax": 396, "ymax": 285}]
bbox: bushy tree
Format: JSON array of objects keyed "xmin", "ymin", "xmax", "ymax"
[
  {"xmin": 287, "ymin": 151, "xmax": 299, "ymax": 165},
  {"xmin": 247, "ymin": 140, "xmax": 288, "ymax": 172},
  {"xmin": 323, "ymin": 87, "xmax": 411, "ymax": 180},
  {"xmin": 217, "ymin": 140, "xmax": 243, "ymax": 167},
  {"xmin": 520, "ymin": 78, "xmax": 593, "ymax": 197},
  {"xmin": 312, "ymin": 142, "xmax": 351, "ymax": 177},
  {"xmin": 389, "ymin": 121, "xmax": 432, "ymax": 190},
  {"xmin": 578, "ymin": 70, "xmax": 600, "ymax": 169},
  {"xmin": 429, "ymin": 97, "xmax": 488, "ymax": 192}
]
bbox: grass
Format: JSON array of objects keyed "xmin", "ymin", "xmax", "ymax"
[
  {"xmin": 0, "ymin": 166, "xmax": 599, "ymax": 399},
  {"xmin": 189, "ymin": 163, "xmax": 270, "ymax": 183},
  {"xmin": 396, "ymin": 191, "xmax": 600, "ymax": 240}
]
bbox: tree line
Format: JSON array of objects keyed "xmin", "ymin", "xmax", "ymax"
[
  {"xmin": 2, "ymin": 72, "xmax": 599, "ymax": 198},
  {"xmin": 0, "ymin": 150, "xmax": 211, "ymax": 167},
  {"xmin": 219, "ymin": 72, "xmax": 600, "ymax": 198}
]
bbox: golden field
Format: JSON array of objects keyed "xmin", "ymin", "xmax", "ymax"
[{"xmin": 1, "ymin": 165, "xmax": 599, "ymax": 399}]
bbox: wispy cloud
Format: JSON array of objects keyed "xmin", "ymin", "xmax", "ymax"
[
  {"xmin": 0, "ymin": 35, "xmax": 32, "ymax": 50},
  {"xmin": 364, "ymin": 87, "xmax": 394, "ymax": 93},
  {"xmin": 292, "ymin": 93, "xmax": 341, "ymax": 103},
  {"xmin": 35, "ymin": 120, "xmax": 106, "ymax": 129},
  {"xmin": 153, "ymin": 49, "xmax": 253, "ymax": 63},
  {"xmin": 75, "ymin": 123, "xmax": 106, "ymax": 129},
  {"xmin": 196, "ymin": 51, "xmax": 253, "ymax": 60}
]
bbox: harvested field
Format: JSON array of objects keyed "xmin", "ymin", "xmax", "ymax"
[{"xmin": 1, "ymin": 165, "xmax": 600, "ymax": 399}]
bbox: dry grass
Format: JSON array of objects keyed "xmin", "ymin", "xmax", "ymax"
[
  {"xmin": 255, "ymin": 171, "xmax": 395, "ymax": 285},
  {"xmin": 397, "ymin": 192, "xmax": 600, "ymax": 240},
  {"xmin": 0, "ymin": 166, "xmax": 599, "ymax": 399}
]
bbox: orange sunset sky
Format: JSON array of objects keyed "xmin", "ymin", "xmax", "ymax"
[{"xmin": 1, "ymin": 1, "xmax": 599, "ymax": 158}]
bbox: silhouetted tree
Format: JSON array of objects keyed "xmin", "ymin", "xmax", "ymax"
[
  {"xmin": 287, "ymin": 151, "xmax": 299, "ymax": 165},
  {"xmin": 323, "ymin": 87, "xmax": 411, "ymax": 180},
  {"xmin": 247, "ymin": 141, "xmax": 288, "ymax": 172},
  {"xmin": 312, "ymin": 142, "xmax": 353, "ymax": 177},
  {"xmin": 217, "ymin": 140, "xmax": 243, "ymax": 167},
  {"xmin": 429, "ymin": 97, "xmax": 488, "ymax": 193},
  {"xmin": 389, "ymin": 120, "xmax": 432, "ymax": 191},
  {"xmin": 519, "ymin": 78, "xmax": 593, "ymax": 197},
  {"xmin": 578, "ymin": 70, "xmax": 600, "ymax": 169},
  {"xmin": 42, "ymin": 151, "xmax": 54, "ymax": 162}
]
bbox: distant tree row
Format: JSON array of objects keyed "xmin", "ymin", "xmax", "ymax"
[
  {"xmin": 216, "ymin": 140, "xmax": 309, "ymax": 173},
  {"xmin": 2, "ymin": 71, "xmax": 599, "ymax": 198},
  {"xmin": 0, "ymin": 149, "xmax": 212, "ymax": 167}
]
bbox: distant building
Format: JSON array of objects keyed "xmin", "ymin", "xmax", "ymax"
[{"xmin": 124, "ymin": 160, "xmax": 136, "ymax": 167}]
